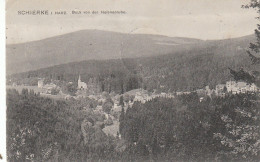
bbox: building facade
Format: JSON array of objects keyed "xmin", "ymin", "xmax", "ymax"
[{"xmin": 225, "ymin": 81, "xmax": 258, "ymax": 94}]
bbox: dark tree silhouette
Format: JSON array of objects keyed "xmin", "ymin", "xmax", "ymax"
[
  {"xmin": 229, "ymin": 67, "xmax": 256, "ymax": 84},
  {"xmin": 119, "ymin": 96, "xmax": 124, "ymax": 106},
  {"xmin": 119, "ymin": 107, "xmax": 125, "ymax": 136},
  {"xmin": 229, "ymin": 0, "xmax": 260, "ymax": 85}
]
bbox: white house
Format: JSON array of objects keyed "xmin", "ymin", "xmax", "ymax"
[
  {"xmin": 38, "ymin": 78, "xmax": 44, "ymax": 88},
  {"xmin": 226, "ymin": 81, "xmax": 236, "ymax": 93},
  {"xmin": 225, "ymin": 81, "xmax": 258, "ymax": 94},
  {"xmin": 249, "ymin": 83, "xmax": 258, "ymax": 92},
  {"xmin": 42, "ymin": 83, "xmax": 58, "ymax": 94}
]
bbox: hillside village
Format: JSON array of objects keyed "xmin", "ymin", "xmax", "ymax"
[
  {"xmin": 11, "ymin": 74, "xmax": 259, "ymax": 104},
  {"xmin": 7, "ymin": 70, "xmax": 260, "ymax": 161},
  {"xmin": 8, "ymin": 73, "xmax": 260, "ymax": 138},
  {"xmin": 9, "ymin": 75, "xmax": 259, "ymax": 114}
]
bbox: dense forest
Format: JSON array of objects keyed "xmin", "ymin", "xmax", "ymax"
[
  {"xmin": 119, "ymin": 93, "xmax": 260, "ymax": 161},
  {"xmin": 8, "ymin": 46, "xmax": 259, "ymax": 93},
  {"xmin": 6, "ymin": 89, "xmax": 116, "ymax": 161},
  {"xmin": 7, "ymin": 88, "xmax": 260, "ymax": 161}
]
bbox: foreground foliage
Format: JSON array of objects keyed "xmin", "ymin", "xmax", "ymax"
[
  {"xmin": 119, "ymin": 93, "xmax": 260, "ymax": 161},
  {"xmin": 7, "ymin": 89, "xmax": 116, "ymax": 161},
  {"xmin": 7, "ymin": 88, "xmax": 260, "ymax": 161}
]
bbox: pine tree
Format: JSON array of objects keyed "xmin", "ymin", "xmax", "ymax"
[
  {"xmin": 229, "ymin": 0, "xmax": 260, "ymax": 86},
  {"xmin": 120, "ymin": 83, "xmax": 124, "ymax": 94},
  {"xmin": 217, "ymin": 4, "xmax": 260, "ymax": 158},
  {"xmin": 119, "ymin": 107, "xmax": 125, "ymax": 136},
  {"xmin": 213, "ymin": 94, "xmax": 260, "ymax": 161},
  {"xmin": 119, "ymin": 96, "xmax": 124, "ymax": 106}
]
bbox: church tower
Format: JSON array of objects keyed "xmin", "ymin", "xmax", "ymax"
[
  {"xmin": 78, "ymin": 75, "xmax": 81, "ymax": 89},
  {"xmin": 78, "ymin": 75, "xmax": 81, "ymax": 83},
  {"xmin": 78, "ymin": 75, "xmax": 87, "ymax": 90}
]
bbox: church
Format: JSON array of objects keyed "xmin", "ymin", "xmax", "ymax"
[{"xmin": 78, "ymin": 75, "xmax": 88, "ymax": 90}]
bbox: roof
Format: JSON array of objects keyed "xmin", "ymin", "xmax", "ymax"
[
  {"xmin": 226, "ymin": 81, "xmax": 236, "ymax": 84},
  {"xmin": 216, "ymin": 84, "xmax": 225, "ymax": 88},
  {"xmin": 236, "ymin": 82, "xmax": 248, "ymax": 88}
]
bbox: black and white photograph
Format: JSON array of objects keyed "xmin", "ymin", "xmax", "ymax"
[{"xmin": 4, "ymin": 0, "xmax": 260, "ymax": 161}]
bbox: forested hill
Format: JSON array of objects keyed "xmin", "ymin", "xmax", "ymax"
[
  {"xmin": 6, "ymin": 30, "xmax": 202, "ymax": 75},
  {"xmin": 9, "ymin": 40, "xmax": 259, "ymax": 92},
  {"xmin": 6, "ymin": 29, "xmax": 254, "ymax": 75}
]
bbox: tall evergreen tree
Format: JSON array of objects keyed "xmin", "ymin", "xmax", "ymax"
[
  {"xmin": 229, "ymin": 0, "xmax": 260, "ymax": 86},
  {"xmin": 119, "ymin": 96, "xmax": 124, "ymax": 106},
  {"xmin": 217, "ymin": 3, "xmax": 260, "ymax": 160},
  {"xmin": 119, "ymin": 107, "xmax": 125, "ymax": 136}
]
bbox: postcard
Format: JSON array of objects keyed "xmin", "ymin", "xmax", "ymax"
[{"xmin": 5, "ymin": 0, "xmax": 260, "ymax": 161}]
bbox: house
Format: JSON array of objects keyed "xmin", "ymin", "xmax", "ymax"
[
  {"xmin": 249, "ymin": 83, "xmax": 258, "ymax": 92},
  {"xmin": 176, "ymin": 91, "xmax": 183, "ymax": 95},
  {"xmin": 42, "ymin": 83, "xmax": 59, "ymax": 94},
  {"xmin": 134, "ymin": 95, "xmax": 145, "ymax": 103},
  {"xmin": 226, "ymin": 81, "xmax": 258, "ymax": 94},
  {"xmin": 183, "ymin": 91, "xmax": 191, "ymax": 95},
  {"xmin": 225, "ymin": 80, "xmax": 259, "ymax": 94},
  {"xmin": 176, "ymin": 91, "xmax": 191, "ymax": 95},
  {"xmin": 38, "ymin": 78, "xmax": 44, "ymax": 88},
  {"xmin": 215, "ymin": 83, "xmax": 228, "ymax": 96},
  {"xmin": 134, "ymin": 91, "xmax": 149, "ymax": 103},
  {"xmin": 205, "ymin": 86, "xmax": 214, "ymax": 97},
  {"xmin": 236, "ymin": 82, "xmax": 249, "ymax": 93},
  {"xmin": 226, "ymin": 81, "xmax": 236, "ymax": 93},
  {"xmin": 160, "ymin": 92, "xmax": 167, "ymax": 97},
  {"xmin": 216, "ymin": 84, "xmax": 226, "ymax": 92}
]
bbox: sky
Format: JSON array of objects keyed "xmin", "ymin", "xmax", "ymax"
[{"xmin": 6, "ymin": 0, "xmax": 259, "ymax": 44}]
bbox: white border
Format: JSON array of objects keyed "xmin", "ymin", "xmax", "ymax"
[{"xmin": 0, "ymin": 0, "xmax": 6, "ymax": 161}]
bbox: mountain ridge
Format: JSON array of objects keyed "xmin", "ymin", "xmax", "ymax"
[
  {"xmin": 6, "ymin": 30, "xmax": 255, "ymax": 75},
  {"xmin": 6, "ymin": 29, "xmax": 204, "ymax": 45}
]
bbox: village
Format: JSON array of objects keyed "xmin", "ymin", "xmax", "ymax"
[
  {"xmin": 8, "ymin": 75, "xmax": 259, "ymax": 138},
  {"xmin": 10, "ymin": 75, "xmax": 259, "ymax": 104},
  {"xmin": 9, "ymin": 75, "xmax": 259, "ymax": 110}
]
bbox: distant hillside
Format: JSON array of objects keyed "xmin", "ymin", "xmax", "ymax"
[
  {"xmin": 7, "ymin": 30, "xmax": 259, "ymax": 91},
  {"xmin": 8, "ymin": 39, "xmax": 259, "ymax": 92},
  {"xmin": 6, "ymin": 30, "xmax": 204, "ymax": 75}
]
